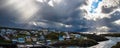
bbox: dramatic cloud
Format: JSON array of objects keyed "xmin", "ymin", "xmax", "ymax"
[
  {"xmin": 0, "ymin": 0, "xmax": 120, "ymax": 32},
  {"xmin": 112, "ymin": 19, "xmax": 120, "ymax": 26},
  {"xmin": 0, "ymin": 0, "xmax": 88, "ymax": 31}
]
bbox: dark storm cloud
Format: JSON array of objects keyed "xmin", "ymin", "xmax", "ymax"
[
  {"xmin": 0, "ymin": 0, "xmax": 89, "ymax": 31},
  {"xmin": 101, "ymin": 6, "xmax": 116, "ymax": 14},
  {"xmin": 0, "ymin": 6, "xmax": 18, "ymax": 26},
  {"xmin": 34, "ymin": 0, "xmax": 86, "ymax": 22},
  {"xmin": 0, "ymin": 0, "xmax": 120, "ymax": 32},
  {"xmin": 31, "ymin": 0, "xmax": 88, "ymax": 31},
  {"xmin": 102, "ymin": 11, "xmax": 120, "ymax": 32},
  {"xmin": 0, "ymin": 0, "xmax": 35, "ymax": 28}
]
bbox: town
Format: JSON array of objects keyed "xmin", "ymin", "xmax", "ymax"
[
  {"xmin": 0, "ymin": 27, "xmax": 106, "ymax": 48},
  {"xmin": 1, "ymin": 27, "xmax": 120, "ymax": 48},
  {"xmin": 5, "ymin": 26, "xmax": 120, "ymax": 48}
]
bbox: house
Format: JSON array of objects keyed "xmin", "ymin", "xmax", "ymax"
[
  {"xmin": 13, "ymin": 34, "xmax": 17, "ymax": 37},
  {"xmin": 1, "ymin": 29, "xmax": 6, "ymax": 32},
  {"xmin": 19, "ymin": 31, "xmax": 24, "ymax": 34},
  {"xmin": 64, "ymin": 32, "xmax": 71, "ymax": 40},
  {"xmin": 6, "ymin": 29, "xmax": 14, "ymax": 35},
  {"xmin": 38, "ymin": 35, "xmax": 45, "ymax": 41},
  {"xmin": 59, "ymin": 35, "xmax": 64, "ymax": 41},
  {"xmin": 6, "ymin": 29, "xmax": 12, "ymax": 32},
  {"xmin": 83, "ymin": 37, "xmax": 87, "ymax": 40},
  {"xmin": 25, "ymin": 32, "xmax": 31, "ymax": 35},
  {"xmin": 42, "ymin": 29, "xmax": 48, "ymax": 35},
  {"xmin": 6, "ymin": 31, "xmax": 11, "ymax": 35},
  {"xmin": 64, "ymin": 36, "xmax": 71, "ymax": 40},
  {"xmin": 22, "ymin": 31, "xmax": 29, "ymax": 35},
  {"xmin": 26, "ymin": 36, "xmax": 32, "ymax": 42},
  {"xmin": 1, "ymin": 29, "xmax": 6, "ymax": 35},
  {"xmin": 11, "ymin": 30, "xmax": 16, "ymax": 35},
  {"xmin": 46, "ymin": 40, "xmax": 51, "ymax": 45},
  {"xmin": 31, "ymin": 37, "xmax": 37, "ymax": 42},
  {"xmin": 18, "ymin": 38, "xmax": 25, "ymax": 43},
  {"xmin": 75, "ymin": 34, "xmax": 81, "ymax": 38},
  {"xmin": 12, "ymin": 39, "xmax": 17, "ymax": 44},
  {"xmin": 30, "ymin": 31, "xmax": 38, "ymax": 34}
]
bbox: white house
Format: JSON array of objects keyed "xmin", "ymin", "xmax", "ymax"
[
  {"xmin": 31, "ymin": 37, "xmax": 37, "ymax": 42},
  {"xmin": 1, "ymin": 29, "xmax": 6, "ymax": 32},
  {"xmin": 12, "ymin": 39, "xmax": 17, "ymax": 44},
  {"xmin": 1, "ymin": 29, "xmax": 6, "ymax": 35}
]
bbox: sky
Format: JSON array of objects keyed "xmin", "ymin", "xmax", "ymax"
[{"xmin": 0, "ymin": 0, "xmax": 120, "ymax": 32}]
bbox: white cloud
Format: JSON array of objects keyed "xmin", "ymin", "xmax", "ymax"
[
  {"xmin": 112, "ymin": 19, "xmax": 120, "ymax": 26},
  {"xmin": 102, "ymin": 0, "xmax": 120, "ymax": 8},
  {"xmin": 81, "ymin": 0, "xmax": 120, "ymax": 21},
  {"xmin": 96, "ymin": 26, "xmax": 110, "ymax": 32},
  {"xmin": 65, "ymin": 25, "xmax": 72, "ymax": 28}
]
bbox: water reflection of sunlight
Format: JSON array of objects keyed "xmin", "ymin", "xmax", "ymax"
[{"xmin": 90, "ymin": 37, "xmax": 120, "ymax": 48}]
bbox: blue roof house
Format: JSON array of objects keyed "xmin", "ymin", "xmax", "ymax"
[{"xmin": 18, "ymin": 38, "xmax": 25, "ymax": 43}]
